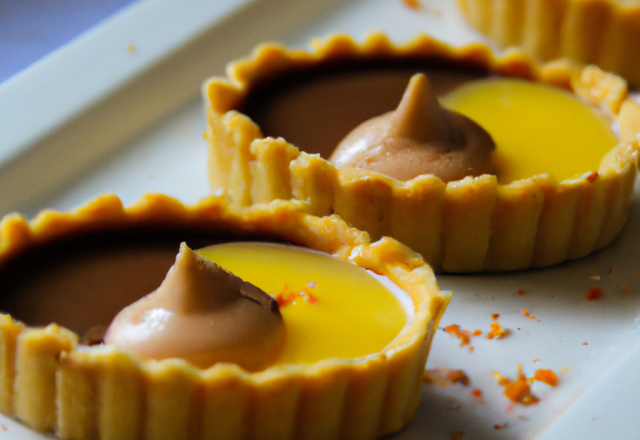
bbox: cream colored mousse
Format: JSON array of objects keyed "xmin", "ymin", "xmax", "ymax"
[
  {"xmin": 104, "ymin": 243, "xmax": 285, "ymax": 371},
  {"xmin": 329, "ymin": 73, "xmax": 497, "ymax": 182}
]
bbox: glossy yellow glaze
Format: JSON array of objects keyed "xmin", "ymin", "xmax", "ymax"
[
  {"xmin": 197, "ymin": 242, "xmax": 407, "ymax": 365},
  {"xmin": 441, "ymin": 78, "xmax": 618, "ymax": 184}
]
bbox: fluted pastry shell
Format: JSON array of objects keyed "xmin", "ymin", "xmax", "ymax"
[
  {"xmin": 457, "ymin": 0, "xmax": 640, "ymax": 88},
  {"xmin": 203, "ymin": 33, "xmax": 640, "ymax": 273},
  {"xmin": 0, "ymin": 193, "xmax": 450, "ymax": 440}
]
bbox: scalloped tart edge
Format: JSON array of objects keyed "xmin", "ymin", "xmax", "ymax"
[
  {"xmin": 457, "ymin": 0, "xmax": 640, "ymax": 88},
  {"xmin": 203, "ymin": 33, "xmax": 640, "ymax": 273},
  {"xmin": 0, "ymin": 193, "xmax": 450, "ymax": 440}
]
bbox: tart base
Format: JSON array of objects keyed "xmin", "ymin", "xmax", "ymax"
[
  {"xmin": 0, "ymin": 193, "xmax": 450, "ymax": 440},
  {"xmin": 203, "ymin": 33, "xmax": 640, "ymax": 273},
  {"xmin": 457, "ymin": 0, "xmax": 640, "ymax": 88}
]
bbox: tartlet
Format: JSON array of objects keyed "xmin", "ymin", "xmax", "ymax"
[
  {"xmin": 456, "ymin": 0, "xmax": 640, "ymax": 87},
  {"xmin": 0, "ymin": 193, "xmax": 449, "ymax": 440},
  {"xmin": 203, "ymin": 33, "xmax": 640, "ymax": 273}
]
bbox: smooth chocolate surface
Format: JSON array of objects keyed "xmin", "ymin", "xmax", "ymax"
[
  {"xmin": 243, "ymin": 61, "xmax": 487, "ymax": 158},
  {"xmin": 0, "ymin": 227, "xmax": 272, "ymax": 335}
]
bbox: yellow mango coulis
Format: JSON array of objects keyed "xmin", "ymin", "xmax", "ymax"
[
  {"xmin": 440, "ymin": 78, "xmax": 618, "ymax": 184},
  {"xmin": 196, "ymin": 242, "xmax": 409, "ymax": 366}
]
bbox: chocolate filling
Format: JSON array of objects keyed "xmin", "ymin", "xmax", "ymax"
[
  {"xmin": 0, "ymin": 226, "xmax": 282, "ymax": 335},
  {"xmin": 242, "ymin": 60, "xmax": 490, "ymax": 158}
]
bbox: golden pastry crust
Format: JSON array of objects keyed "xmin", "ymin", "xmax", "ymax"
[
  {"xmin": 203, "ymin": 33, "xmax": 640, "ymax": 273},
  {"xmin": 0, "ymin": 193, "xmax": 449, "ymax": 440},
  {"xmin": 457, "ymin": 0, "xmax": 640, "ymax": 87}
]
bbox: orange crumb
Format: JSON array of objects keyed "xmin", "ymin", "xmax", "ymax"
[
  {"xmin": 521, "ymin": 308, "xmax": 539, "ymax": 321},
  {"xmin": 276, "ymin": 284, "xmax": 292, "ymax": 306},
  {"xmin": 468, "ymin": 346, "xmax": 474, "ymax": 353},
  {"xmin": 424, "ymin": 368, "xmax": 470, "ymax": 387},
  {"xmin": 444, "ymin": 324, "xmax": 471, "ymax": 347},
  {"xmin": 508, "ymin": 380, "xmax": 539, "ymax": 405},
  {"xmin": 586, "ymin": 171, "xmax": 599, "ymax": 183},
  {"xmin": 506, "ymin": 403, "xmax": 514, "ymax": 412},
  {"xmin": 446, "ymin": 369, "xmax": 470, "ymax": 385},
  {"xmin": 402, "ymin": 0, "xmax": 421, "ymax": 8},
  {"xmin": 444, "ymin": 324, "xmax": 485, "ymax": 350},
  {"xmin": 607, "ymin": 267, "xmax": 613, "ymax": 274},
  {"xmin": 494, "ymin": 365, "xmax": 560, "ymax": 405},
  {"xmin": 494, "ymin": 423, "xmax": 508, "ymax": 430},
  {"xmin": 126, "ymin": 43, "xmax": 136, "ymax": 53},
  {"xmin": 582, "ymin": 342, "xmax": 589, "ymax": 345},
  {"xmin": 276, "ymin": 283, "xmax": 319, "ymax": 307},
  {"xmin": 586, "ymin": 286, "xmax": 603, "ymax": 301},
  {"xmin": 623, "ymin": 284, "xmax": 629, "ymax": 290},
  {"xmin": 532, "ymin": 358, "xmax": 540, "ymax": 363},
  {"xmin": 487, "ymin": 321, "xmax": 507, "ymax": 340},
  {"xmin": 517, "ymin": 289, "xmax": 526, "ymax": 295},
  {"xmin": 304, "ymin": 289, "xmax": 318, "ymax": 304},
  {"xmin": 491, "ymin": 313, "xmax": 500, "ymax": 320},
  {"xmin": 590, "ymin": 276, "xmax": 601, "ymax": 281},
  {"xmin": 532, "ymin": 369, "xmax": 558, "ymax": 386},
  {"xmin": 471, "ymin": 388, "xmax": 485, "ymax": 404}
]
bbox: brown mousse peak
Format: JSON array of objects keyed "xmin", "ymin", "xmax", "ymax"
[
  {"xmin": 105, "ymin": 243, "xmax": 285, "ymax": 371},
  {"xmin": 330, "ymin": 73, "xmax": 497, "ymax": 182}
]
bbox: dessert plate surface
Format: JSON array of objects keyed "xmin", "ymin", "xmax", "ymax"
[{"xmin": 1, "ymin": 0, "xmax": 639, "ymax": 439}]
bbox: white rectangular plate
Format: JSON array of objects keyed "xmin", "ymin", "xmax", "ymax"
[{"xmin": 1, "ymin": 0, "xmax": 639, "ymax": 439}]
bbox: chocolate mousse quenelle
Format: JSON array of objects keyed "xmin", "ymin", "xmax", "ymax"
[
  {"xmin": 105, "ymin": 243, "xmax": 285, "ymax": 371},
  {"xmin": 329, "ymin": 73, "xmax": 497, "ymax": 182}
]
